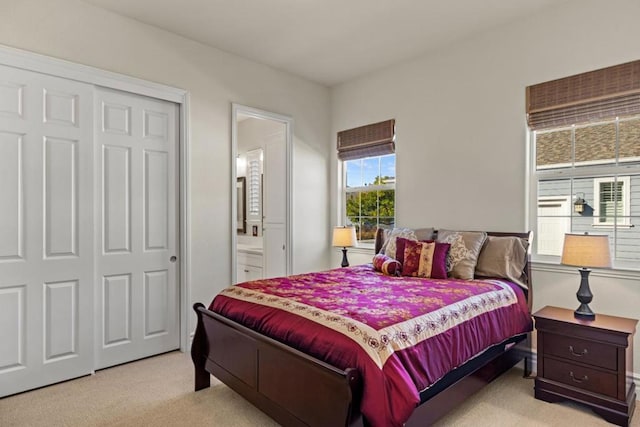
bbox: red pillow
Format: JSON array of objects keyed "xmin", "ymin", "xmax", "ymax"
[
  {"xmin": 394, "ymin": 237, "xmax": 413, "ymax": 265},
  {"xmin": 401, "ymin": 240, "xmax": 436, "ymax": 277},
  {"xmin": 396, "ymin": 237, "xmax": 450, "ymax": 279},
  {"xmin": 372, "ymin": 253, "xmax": 401, "ymax": 276}
]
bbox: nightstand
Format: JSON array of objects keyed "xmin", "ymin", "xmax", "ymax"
[{"xmin": 534, "ymin": 306, "xmax": 637, "ymax": 426}]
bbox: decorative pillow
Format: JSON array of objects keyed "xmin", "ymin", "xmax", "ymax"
[
  {"xmin": 394, "ymin": 237, "xmax": 412, "ymax": 265},
  {"xmin": 401, "ymin": 240, "xmax": 436, "ymax": 278},
  {"xmin": 396, "ymin": 237, "xmax": 450, "ymax": 279},
  {"xmin": 475, "ymin": 235, "xmax": 529, "ymax": 287},
  {"xmin": 437, "ymin": 230, "xmax": 487, "ymax": 280},
  {"xmin": 428, "ymin": 241, "xmax": 451, "ymax": 280},
  {"xmin": 381, "ymin": 228, "xmax": 416, "ymax": 259},
  {"xmin": 412, "ymin": 227, "xmax": 435, "ymax": 241},
  {"xmin": 372, "ymin": 253, "xmax": 402, "ymax": 276},
  {"xmin": 439, "ymin": 233, "xmax": 468, "ymax": 272},
  {"xmin": 380, "ymin": 227, "xmax": 435, "ymax": 259}
]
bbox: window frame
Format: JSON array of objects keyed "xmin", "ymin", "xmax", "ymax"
[
  {"xmin": 528, "ymin": 117, "xmax": 640, "ymax": 269},
  {"xmin": 341, "ymin": 154, "xmax": 396, "ymax": 247}
]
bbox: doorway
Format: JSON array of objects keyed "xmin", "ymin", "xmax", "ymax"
[{"xmin": 231, "ymin": 104, "xmax": 292, "ymax": 284}]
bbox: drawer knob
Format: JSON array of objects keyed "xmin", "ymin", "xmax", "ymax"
[
  {"xmin": 568, "ymin": 345, "xmax": 588, "ymax": 357},
  {"xmin": 569, "ymin": 371, "xmax": 589, "ymax": 383}
]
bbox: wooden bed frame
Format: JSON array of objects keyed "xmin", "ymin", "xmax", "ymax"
[{"xmin": 191, "ymin": 230, "xmax": 533, "ymax": 426}]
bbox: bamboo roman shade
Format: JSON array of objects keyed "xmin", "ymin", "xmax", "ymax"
[
  {"xmin": 337, "ymin": 119, "xmax": 395, "ymax": 161},
  {"xmin": 526, "ymin": 60, "xmax": 640, "ymax": 130}
]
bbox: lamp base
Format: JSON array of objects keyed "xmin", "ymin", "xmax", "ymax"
[
  {"xmin": 574, "ymin": 268, "xmax": 595, "ymax": 321},
  {"xmin": 341, "ymin": 247, "xmax": 349, "ymax": 268},
  {"xmin": 574, "ymin": 303, "xmax": 595, "ymax": 320}
]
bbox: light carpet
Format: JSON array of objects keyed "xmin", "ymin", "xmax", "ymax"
[{"xmin": 0, "ymin": 351, "xmax": 637, "ymax": 426}]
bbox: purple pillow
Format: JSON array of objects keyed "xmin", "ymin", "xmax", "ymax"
[
  {"xmin": 428, "ymin": 241, "xmax": 451, "ymax": 279},
  {"xmin": 395, "ymin": 238, "xmax": 450, "ymax": 279}
]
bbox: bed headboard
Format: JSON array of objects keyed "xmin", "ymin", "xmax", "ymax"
[{"xmin": 374, "ymin": 228, "xmax": 533, "ymax": 310}]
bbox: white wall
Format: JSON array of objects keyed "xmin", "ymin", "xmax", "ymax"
[
  {"xmin": 330, "ymin": 0, "xmax": 640, "ymax": 372},
  {"xmin": 238, "ymin": 117, "xmax": 284, "ymax": 153},
  {"xmin": 0, "ymin": 0, "xmax": 331, "ymax": 333}
]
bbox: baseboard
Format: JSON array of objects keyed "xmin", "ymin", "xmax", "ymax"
[{"xmin": 530, "ymin": 349, "xmax": 537, "ymax": 372}]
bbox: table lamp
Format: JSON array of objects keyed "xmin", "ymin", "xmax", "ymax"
[
  {"xmin": 560, "ymin": 233, "xmax": 611, "ymax": 320},
  {"xmin": 332, "ymin": 226, "xmax": 357, "ymax": 267}
]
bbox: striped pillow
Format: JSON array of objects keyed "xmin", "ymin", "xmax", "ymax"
[{"xmin": 401, "ymin": 240, "xmax": 436, "ymax": 278}]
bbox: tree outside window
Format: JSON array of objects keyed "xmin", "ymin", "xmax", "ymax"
[{"xmin": 344, "ymin": 154, "xmax": 395, "ymax": 242}]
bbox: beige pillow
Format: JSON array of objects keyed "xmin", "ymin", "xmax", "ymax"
[
  {"xmin": 475, "ymin": 235, "xmax": 529, "ymax": 287},
  {"xmin": 381, "ymin": 227, "xmax": 435, "ymax": 258},
  {"xmin": 437, "ymin": 230, "xmax": 487, "ymax": 280},
  {"xmin": 381, "ymin": 228, "xmax": 415, "ymax": 259}
]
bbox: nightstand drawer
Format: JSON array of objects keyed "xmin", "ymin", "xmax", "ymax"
[
  {"xmin": 544, "ymin": 333, "xmax": 617, "ymax": 370},
  {"xmin": 544, "ymin": 358, "xmax": 618, "ymax": 398}
]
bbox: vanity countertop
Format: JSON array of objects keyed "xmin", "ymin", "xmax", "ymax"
[{"xmin": 237, "ymin": 244, "xmax": 263, "ymax": 256}]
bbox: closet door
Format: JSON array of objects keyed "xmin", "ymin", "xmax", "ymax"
[
  {"xmin": 0, "ymin": 65, "xmax": 94, "ymax": 396},
  {"xmin": 95, "ymin": 88, "xmax": 179, "ymax": 369}
]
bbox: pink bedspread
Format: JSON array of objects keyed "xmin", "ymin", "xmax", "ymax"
[{"xmin": 211, "ymin": 264, "xmax": 532, "ymax": 427}]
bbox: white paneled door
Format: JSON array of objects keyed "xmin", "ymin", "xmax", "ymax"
[
  {"xmin": 0, "ymin": 63, "xmax": 180, "ymax": 397},
  {"xmin": 262, "ymin": 130, "xmax": 287, "ymax": 278},
  {"xmin": 0, "ymin": 64, "xmax": 94, "ymax": 396},
  {"xmin": 95, "ymin": 88, "xmax": 179, "ymax": 369}
]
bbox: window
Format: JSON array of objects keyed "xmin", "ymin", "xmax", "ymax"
[
  {"xmin": 527, "ymin": 60, "xmax": 640, "ymax": 269},
  {"xmin": 531, "ymin": 118, "xmax": 640, "ymax": 268},
  {"xmin": 344, "ymin": 154, "xmax": 396, "ymax": 243},
  {"xmin": 337, "ymin": 119, "xmax": 396, "ymax": 244}
]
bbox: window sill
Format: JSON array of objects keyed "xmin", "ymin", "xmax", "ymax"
[
  {"xmin": 531, "ymin": 260, "xmax": 640, "ymax": 280},
  {"xmin": 334, "ymin": 246, "xmax": 375, "ymax": 255}
]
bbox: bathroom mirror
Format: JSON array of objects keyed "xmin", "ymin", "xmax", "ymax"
[{"xmin": 236, "ymin": 177, "xmax": 246, "ymax": 234}]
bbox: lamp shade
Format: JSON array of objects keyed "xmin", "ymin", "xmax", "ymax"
[
  {"xmin": 332, "ymin": 226, "xmax": 357, "ymax": 248},
  {"xmin": 561, "ymin": 233, "xmax": 611, "ymax": 268}
]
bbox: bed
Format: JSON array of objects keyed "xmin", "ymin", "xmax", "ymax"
[{"xmin": 191, "ymin": 229, "xmax": 533, "ymax": 426}]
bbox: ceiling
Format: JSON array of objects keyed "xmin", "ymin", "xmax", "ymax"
[{"xmin": 84, "ymin": 0, "xmax": 563, "ymax": 87}]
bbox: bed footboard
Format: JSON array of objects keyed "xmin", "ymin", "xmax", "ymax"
[
  {"xmin": 191, "ymin": 303, "xmax": 211, "ymax": 391},
  {"xmin": 191, "ymin": 303, "xmax": 364, "ymax": 427},
  {"xmin": 192, "ymin": 302, "xmax": 530, "ymax": 427}
]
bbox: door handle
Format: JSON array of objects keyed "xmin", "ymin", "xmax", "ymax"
[{"xmin": 170, "ymin": 256, "xmax": 177, "ymax": 263}]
